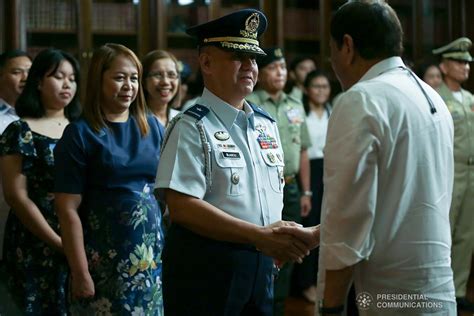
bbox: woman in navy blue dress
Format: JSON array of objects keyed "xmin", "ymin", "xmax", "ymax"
[
  {"xmin": 54, "ymin": 44, "xmax": 164, "ymax": 315},
  {"xmin": 0, "ymin": 49, "xmax": 81, "ymax": 315}
]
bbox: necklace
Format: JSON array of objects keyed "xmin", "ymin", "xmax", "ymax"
[{"xmin": 47, "ymin": 118, "xmax": 68, "ymax": 126}]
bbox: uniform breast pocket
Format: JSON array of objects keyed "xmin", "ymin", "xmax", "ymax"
[
  {"xmin": 214, "ymin": 150, "xmax": 246, "ymax": 196},
  {"xmin": 288, "ymin": 124, "xmax": 301, "ymax": 145},
  {"xmin": 260, "ymin": 150, "xmax": 285, "ymax": 193},
  {"xmin": 450, "ymin": 111, "xmax": 462, "ymax": 122}
]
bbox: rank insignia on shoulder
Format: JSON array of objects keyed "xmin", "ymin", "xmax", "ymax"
[
  {"xmin": 215, "ymin": 131, "xmax": 230, "ymax": 141},
  {"xmin": 184, "ymin": 104, "xmax": 210, "ymax": 120},
  {"xmin": 247, "ymin": 102, "xmax": 276, "ymax": 122}
]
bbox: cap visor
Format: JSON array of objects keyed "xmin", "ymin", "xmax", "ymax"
[{"xmin": 219, "ymin": 41, "xmax": 266, "ymax": 56}]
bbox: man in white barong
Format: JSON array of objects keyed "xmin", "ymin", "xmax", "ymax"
[{"xmin": 275, "ymin": 1, "xmax": 456, "ymax": 315}]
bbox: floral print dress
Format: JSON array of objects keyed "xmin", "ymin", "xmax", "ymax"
[
  {"xmin": 54, "ymin": 116, "xmax": 164, "ymax": 315},
  {"xmin": 0, "ymin": 120, "xmax": 68, "ymax": 315}
]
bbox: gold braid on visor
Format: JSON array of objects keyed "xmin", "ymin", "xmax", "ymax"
[{"xmin": 203, "ymin": 36, "xmax": 259, "ymax": 45}]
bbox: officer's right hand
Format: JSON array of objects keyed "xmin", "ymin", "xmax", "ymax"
[
  {"xmin": 254, "ymin": 221, "xmax": 310, "ymax": 263},
  {"xmin": 273, "ymin": 224, "xmax": 320, "ymax": 250}
]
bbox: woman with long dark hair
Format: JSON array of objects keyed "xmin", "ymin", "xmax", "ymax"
[{"xmin": 0, "ymin": 48, "xmax": 80, "ymax": 314}]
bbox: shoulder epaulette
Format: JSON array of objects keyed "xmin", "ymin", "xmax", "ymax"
[
  {"xmin": 184, "ymin": 104, "xmax": 210, "ymax": 120},
  {"xmin": 0, "ymin": 103, "xmax": 8, "ymax": 112},
  {"xmin": 247, "ymin": 102, "xmax": 275, "ymax": 122},
  {"xmin": 168, "ymin": 104, "xmax": 213, "ymax": 191}
]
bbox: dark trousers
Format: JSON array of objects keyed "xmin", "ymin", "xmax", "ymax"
[
  {"xmin": 274, "ymin": 182, "xmax": 301, "ymax": 316},
  {"xmin": 292, "ymin": 158, "xmax": 324, "ymax": 293},
  {"xmin": 163, "ymin": 225, "xmax": 275, "ymax": 316}
]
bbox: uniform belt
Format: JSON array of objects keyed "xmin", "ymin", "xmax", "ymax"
[{"xmin": 284, "ymin": 175, "xmax": 296, "ymax": 184}]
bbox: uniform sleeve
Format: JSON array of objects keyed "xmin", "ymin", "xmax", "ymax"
[
  {"xmin": 155, "ymin": 117, "xmax": 207, "ymax": 199},
  {"xmin": 321, "ymin": 89, "xmax": 381, "ymax": 270},
  {"xmin": 467, "ymin": 90, "xmax": 474, "ymax": 108},
  {"xmin": 299, "ymin": 115, "xmax": 312, "ymax": 149},
  {"xmin": 54, "ymin": 123, "xmax": 87, "ymax": 194},
  {"xmin": 0, "ymin": 120, "xmax": 37, "ymax": 172}
]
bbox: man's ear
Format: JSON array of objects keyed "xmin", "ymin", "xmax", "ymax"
[
  {"xmin": 439, "ymin": 61, "xmax": 448, "ymax": 76},
  {"xmin": 342, "ymin": 34, "xmax": 356, "ymax": 65},
  {"xmin": 199, "ymin": 51, "xmax": 212, "ymax": 76}
]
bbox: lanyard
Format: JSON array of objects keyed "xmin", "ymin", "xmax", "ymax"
[{"xmin": 398, "ymin": 66, "xmax": 437, "ymax": 114}]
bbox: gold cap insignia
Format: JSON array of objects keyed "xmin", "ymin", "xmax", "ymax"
[
  {"xmin": 274, "ymin": 48, "xmax": 283, "ymax": 58},
  {"xmin": 246, "ymin": 13, "xmax": 260, "ymax": 33},
  {"xmin": 240, "ymin": 13, "xmax": 259, "ymax": 39}
]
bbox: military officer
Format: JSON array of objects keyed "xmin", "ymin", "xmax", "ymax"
[
  {"xmin": 247, "ymin": 47, "xmax": 312, "ymax": 316},
  {"xmin": 0, "ymin": 50, "xmax": 31, "ymax": 271},
  {"xmin": 433, "ymin": 37, "xmax": 474, "ymax": 313},
  {"xmin": 288, "ymin": 56, "xmax": 317, "ymax": 101},
  {"xmin": 0, "ymin": 50, "xmax": 31, "ymax": 134},
  {"xmin": 155, "ymin": 9, "xmax": 311, "ymax": 316}
]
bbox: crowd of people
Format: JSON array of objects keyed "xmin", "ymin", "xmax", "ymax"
[{"xmin": 0, "ymin": 1, "xmax": 472, "ymax": 315}]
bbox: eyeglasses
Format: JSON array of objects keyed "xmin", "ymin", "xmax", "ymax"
[
  {"xmin": 309, "ymin": 84, "xmax": 330, "ymax": 90},
  {"xmin": 147, "ymin": 71, "xmax": 179, "ymax": 81}
]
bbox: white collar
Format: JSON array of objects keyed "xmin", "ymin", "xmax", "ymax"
[
  {"xmin": 359, "ymin": 56, "xmax": 405, "ymax": 83},
  {"xmin": 0, "ymin": 98, "xmax": 15, "ymax": 115}
]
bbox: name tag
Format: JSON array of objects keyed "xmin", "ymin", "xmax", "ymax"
[
  {"xmin": 286, "ymin": 108, "xmax": 303, "ymax": 124},
  {"xmin": 217, "ymin": 143, "xmax": 236, "ymax": 149},
  {"xmin": 222, "ymin": 151, "xmax": 241, "ymax": 159}
]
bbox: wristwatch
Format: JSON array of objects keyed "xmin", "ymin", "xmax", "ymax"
[
  {"xmin": 318, "ymin": 300, "xmax": 344, "ymax": 315},
  {"xmin": 302, "ymin": 190, "xmax": 313, "ymax": 197}
]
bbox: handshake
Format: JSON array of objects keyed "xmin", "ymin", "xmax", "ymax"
[{"xmin": 254, "ymin": 222, "xmax": 320, "ymax": 265}]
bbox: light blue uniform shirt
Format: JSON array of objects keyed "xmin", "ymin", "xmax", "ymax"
[
  {"xmin": 156, "ymin": 88, "xmax": 285, "ymax": 226},
  {"xmin": 0, "ymin": 99, "xmax": 18, "ymax": 135}
]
